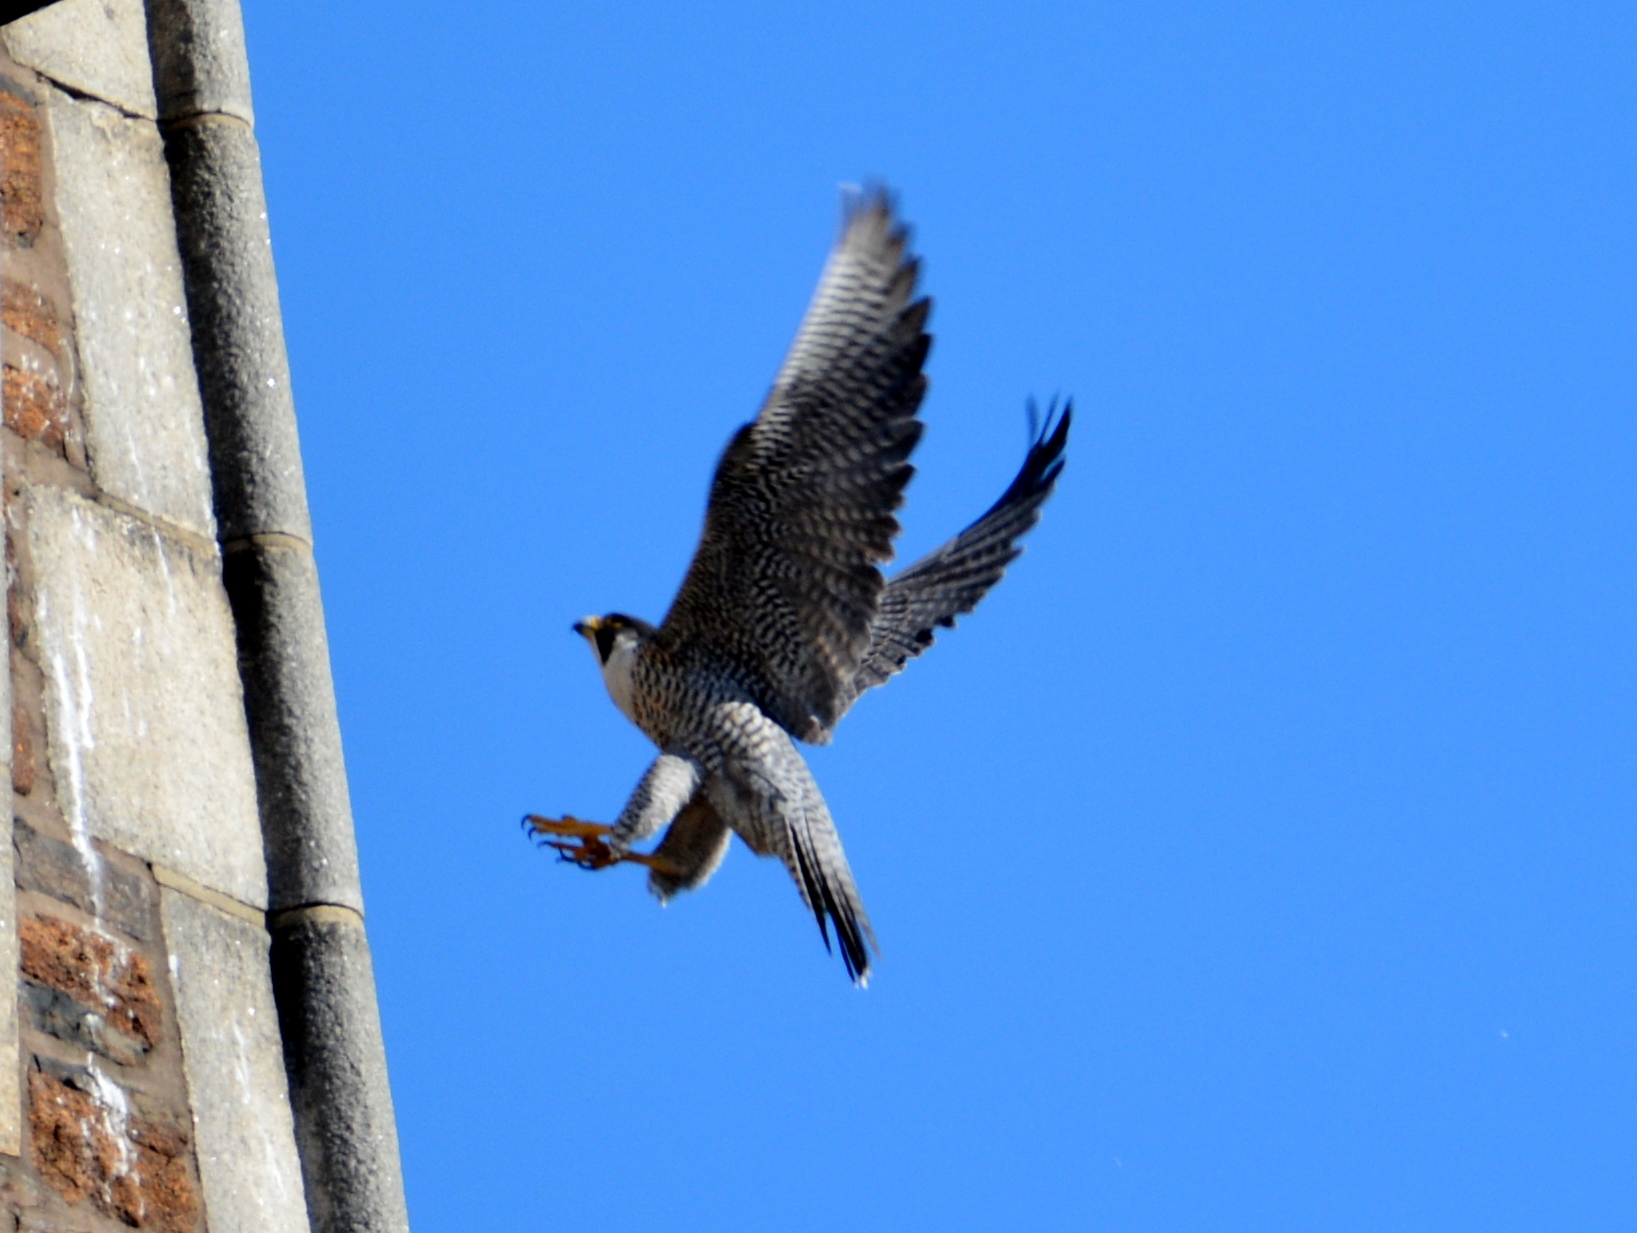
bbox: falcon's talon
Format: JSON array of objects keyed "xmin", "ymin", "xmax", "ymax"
[
  {"xmin": 524, "ymin": 815, "xmax": 613, "ymax": 867},
  {"xmin": 526, "ymin": 813, "xmax": 685, "ymax": 876},
  {"xmin": 550, "ymin": 836, "xmax": 615, "ymax": 870},
  {"xmin": 523, "ymin": 813, "xmax": 610, "ymax": 839}
]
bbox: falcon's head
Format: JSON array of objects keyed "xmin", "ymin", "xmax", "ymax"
[
  {"xmin": 572, "ymin": 613, "xmax": 653, "ymax": 664},
  {"xmin": 573, "ymin": 614, "xmax": 656, "ymax": 723}
]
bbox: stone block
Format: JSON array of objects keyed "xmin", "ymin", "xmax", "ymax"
[
  {"xmin": 147, "ymin": 0, "xmax": 256, "ymax": 125},
  {"xmin": 44, "ymin": 88, "xmax": 216, "ymax": 538},
  {"xmin": 20, "ymin": 978, "xmax": 149, "ymax": 1065},
  {"xmin": 14, "ymin": 818, "xmax": 158, "ymax": 941},
  {"xmin": 28, "ymin": 486, "xmax": 267, "ymax": 907},
  {"xmin": 160, "ymin": 888, "xmax": 309, "ymax": 1233},
  {"xmin": 0, "ymin": 814, "xmax": 15, "ymax": 1158},
  {"xmin": 0, "ymin": 136, "xmax": 18, "ymax": 1157},
  {"xmin": 2, "ymin": 0, "xmax": 158, "ymax": 119}
]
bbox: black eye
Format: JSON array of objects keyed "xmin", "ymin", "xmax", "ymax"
[{"xmin": 594, "ymin": 624, "xmax": 620, "ymax": 664}]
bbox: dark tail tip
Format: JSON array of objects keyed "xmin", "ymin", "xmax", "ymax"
[{"xmin": 792, "ymin": 840, "xmax": 876, "ymax": 986}]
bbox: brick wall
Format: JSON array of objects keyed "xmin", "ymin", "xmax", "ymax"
[{"xmin": 0, "ymin": 4, "xmax": 312, "ymax": 1230}]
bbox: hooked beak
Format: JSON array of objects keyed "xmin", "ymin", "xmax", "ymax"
[{"xmin": 572, "ymin": 616, "xmax": 601, "ymax": 641}]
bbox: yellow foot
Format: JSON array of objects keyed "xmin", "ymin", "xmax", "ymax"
[{"xmin": 522, "ymin": 815, "xmax": 685, "ymax": 877}]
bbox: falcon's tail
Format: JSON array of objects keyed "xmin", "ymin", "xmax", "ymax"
[{"xmin": 785, "ymin": 776, "xmax": 877, "ymax": 985}]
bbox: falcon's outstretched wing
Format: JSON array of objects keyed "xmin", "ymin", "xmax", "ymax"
[
  {"xmin": 657, "ymin": 189, "xmax": 930, "ymax": 741},
  {"xmin": 834, "ymin": 402, "xmax": 1071, "ymax": 719}
]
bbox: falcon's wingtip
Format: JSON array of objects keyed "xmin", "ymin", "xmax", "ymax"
[
  {"xmin": 1026, "ymin": 395, "xmax": 1073, "ymax": 458},
  {"xmin": 838, "ymin": 180, "xmax": 911, "ymax": 254},
  {"xmin": 1019, "ymin": 396, "xmax": 1072, "ymax": 490}
]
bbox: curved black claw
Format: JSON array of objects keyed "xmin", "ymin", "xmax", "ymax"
[{"xmin": 523, "ymin": 815, "xmax": 620, "ymax": 869}]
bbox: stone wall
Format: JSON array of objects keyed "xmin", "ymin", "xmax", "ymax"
[{"xmin": 0, "ymin": 3, "xmax": 398, "ymax": 1230}]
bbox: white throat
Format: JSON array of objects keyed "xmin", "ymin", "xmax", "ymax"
[{"xmin": 600, "ymin": 640, "xmax": 640, "ymax": 725}]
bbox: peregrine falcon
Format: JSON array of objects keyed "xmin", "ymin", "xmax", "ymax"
[{"xmin": 528, "ymin": 190, "xmax": 1068, "ymax": 984}]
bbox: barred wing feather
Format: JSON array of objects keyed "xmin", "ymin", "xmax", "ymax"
[
  {"xmin": 658, "ymin": 190, "xmax": 931, "ymax": 741},
  {"xmin": 837, "ymin": 402, "xmax": 1071, "ymax": 717}
]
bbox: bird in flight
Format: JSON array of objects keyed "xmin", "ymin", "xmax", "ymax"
[{"xmin": 528, "ymin": 189, "xmax": 1069, "ymax": 984}]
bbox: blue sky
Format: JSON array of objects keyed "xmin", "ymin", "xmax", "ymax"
[{"xmin": 242, "ymin": 3, "xmax": 1634, "ymax": 1229}]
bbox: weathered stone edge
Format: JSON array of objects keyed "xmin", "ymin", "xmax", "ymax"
[
  {"xmin": 151, "ymin": 861, "xmax": 263, "ymax": 928},
  {"xmin": 221, "ymin": 538, "xmax": 361, "ymax": 912},
  {"xmin": 147, "ymin": 4, "xmax": 410, "ymax": 1231},
  {"xmin": 269, "ymin": 912, "xmax": 409, "ymax": 1233}
]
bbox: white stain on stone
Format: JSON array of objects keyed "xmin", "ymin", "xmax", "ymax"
[
  {"xmin": 37, "ymin": 554, "xmax": 107, "ymax": 921},
  {"xmin": 86, "ymin": 1055, "xmax": 143, "ymax": 1221},
  {"xmin": 28, "ymin": 487, "xmax": 267, "ymax": 905}
]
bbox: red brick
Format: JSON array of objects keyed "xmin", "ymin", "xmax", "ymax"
[
  {"xmin": 20, "ymin": 916, "xmax": 161, "ymax": 1050},
  {"xmin": 0, "ymin": 90, "xmax": 42, "ymax": 247},
  {"xmin": 2, "ymin": 279, "xmax": 62, "ymax": 357},
  {"xmin": 28, "ymin": 1069, "xmax": 200, "ymax": 1232},
  {"xmin": 3, "ymin": 364, "xmax": 66, "ymax": 453},
  {"xmin": 12, "ymin": 703, "xmax": 34, "ymax": 795}
]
